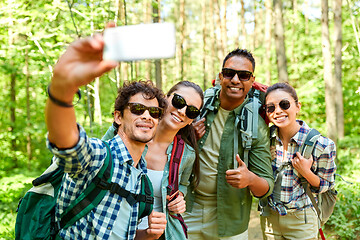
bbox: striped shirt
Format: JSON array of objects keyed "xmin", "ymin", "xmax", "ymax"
[
  {"xmin": 269, "ymin": 120, "xmax": 336, "ymax": 215},
  {"xmin": 47, "ymin": 125, "xmax": 147, "ymax": 240}
]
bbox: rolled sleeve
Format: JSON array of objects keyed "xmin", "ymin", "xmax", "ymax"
[
  {"xmin": 47, "ymin": 124, "xmax": 104, "ymax": 177},
  {"xmin": 312, "ymin": 137, "xmax": 337, "ymax": 193}
]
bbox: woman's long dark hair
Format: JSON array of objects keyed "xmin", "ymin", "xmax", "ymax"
[{"xmin": 167, "ymin": 81, "xmax": 204, "ymax": 188}]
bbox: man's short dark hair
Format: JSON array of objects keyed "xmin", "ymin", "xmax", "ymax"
[
  {"xmin": 222, "ymin": 48, "xmax": 255, "ymax": 72},
  {"xmin": 114, "ymin": 80, "xmax": 167, "ymax": 117}
]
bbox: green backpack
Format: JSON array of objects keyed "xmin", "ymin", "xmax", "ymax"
[{"xmin": 15, "ymin": 142, "xmax": 153, "ymax": 240}]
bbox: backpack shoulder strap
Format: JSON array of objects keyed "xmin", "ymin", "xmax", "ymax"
[
  {"xmin": 235, "ymin": 89, "xmax": 262, "ymax": 168},
  {"xmin": 59, "ymin": 141, "xmax": 113, "ymax": 229},
  {"xmin": 138, "ymin": 174, "xmax": 154, "ymax": 219},
  {"xmin": 299, "ymin": 128, "xmax": 321, "ymax": 159},
  {"xmin": 200, "ymin": 85, "xmax": 221, "ymax": 119},
  {"xmin": 299, "ymin": 128, "xmax": 321, "ymax": 217},
  {"xmin": 167, "ymin": 134, "xmax": 185, "ymax": 197}
]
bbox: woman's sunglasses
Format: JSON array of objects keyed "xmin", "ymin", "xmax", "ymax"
[
  {"xmin": 221, "ymin": 68, "xmax": 253, "ymax": 81},
  {"xmin": 172, "ymin": 93, "xmax": 200, "ymax": 119},
  {"xmin": 265, "ymin": 99, "xmax": 291, "ymax": 113},
  {"xmin": 127, "ymin": 103, "xmax": 163, "ymax": 119}
]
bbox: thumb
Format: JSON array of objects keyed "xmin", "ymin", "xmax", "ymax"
[{"xmin": 236, "ymin": 154, "xmax": 245, "ymax": 167}]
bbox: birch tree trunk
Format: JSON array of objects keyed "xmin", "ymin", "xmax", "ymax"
[
  {"xmin": 202, "ymin": 0, "xmax": 208, "ymax": 89},
  {"xmin": 334, "ymin": 0, "xmax": 344, "ymax": 138},
  {"xmin": 321, "ymin": 0, "xmax": 337, "ymax": 141},
  {"xmin": 153, "ymin": 0, "xmax": 162, "ymax": 88},
  {"xmin": 265, "ymin": 0, "xmax": 272, "ymax": 85},
  {"xmin": 274, "ymin": 0, "xmax": 289, "ymax": 83}
]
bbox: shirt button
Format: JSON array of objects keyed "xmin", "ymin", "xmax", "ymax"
[
  {"xmin": 118, "ymin": 200, "xmax": 121, "ymax": 203},
  {"xmin": 107, "ymin": 226, "xmax": 111, "ymax": 230}
]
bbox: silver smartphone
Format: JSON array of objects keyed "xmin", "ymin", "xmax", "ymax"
[{"xmin": 103, "ymin": 23, "xmax": 176, "ymax": 62}]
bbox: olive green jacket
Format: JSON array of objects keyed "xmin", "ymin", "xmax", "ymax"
[{"xmin": 186, "ymin": 87, "xmax": 274, "ymax": 237}]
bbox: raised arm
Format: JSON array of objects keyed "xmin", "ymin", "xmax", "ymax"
[{"xmin": 45, "ymin": 34, "xmax": 117, "ymax": 148}]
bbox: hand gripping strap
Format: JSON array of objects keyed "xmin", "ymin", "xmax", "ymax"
[{"xmin": 167, "ymin": 134, "xmax": 188, "ymax": 237}]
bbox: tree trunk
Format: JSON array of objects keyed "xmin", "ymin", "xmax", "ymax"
[
  {"xmin": 265, "ymin": 0, "xmax": 272, "ymax": 85},
  {"xmin": 153, "ymin": 0, "xmax": 162, "ymax": 88},
  {"xmin": 220, "ymin": 0, "xmax": 227, "ymax": 52},
  {"xmin": 179, "ymin": 0, "xmax": 185, "ymax": 81},
  {"xmin": 334, "ymin": 0, "xmax": 344, "ymax": 138},
  {"xmin": 25, "ymin": 40, "xmax": 32, "ymax": 168},
  {"xmin": 253, "ymin": 0, "xmax": 258, "ymax": 50},
  {"xmin": 273, "ymin": 0, "xmax": 289, "ymax": 83},
  {"xmin": 321, "ymin": 0, "xmax": 337, "ymax": 141},
  {"xmin": 240, "ymin": 0, "xmax": 247, "ymax": 49},
  {"xmin": 232, "ymin": 0, "xmax": 241, "ymax": 49},
  {"xmin": 210, "ymin": 0, "xmax": 217, "ymax": 79},
  {"xmin": 346, "ymin": 0, "xmax": 360, "ymax": 55},
  {"xmin": 215, "ymin": 0, "xmax": 224, "ymax": 61},
  {"xmin": 202, "ymin": 0, "xmax": 208, "ymax": 90}
]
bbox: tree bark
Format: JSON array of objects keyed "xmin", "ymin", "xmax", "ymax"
[
  {"xmin": 179, "ymin": 0, "xmax": 185, "ymax": 82},
  {"xmin": 334, "ymin": 0, "xmax": 344, "ymax": 138},
  {"xmin": 321, "ymin": 0, "xmax": 337, "ymax": 141},
  {"xmin": 273, "ymin": 0, "xmax": 289, "ymax": 83},
  {"xmin": 265, "ymin": 0, "xmax": 272, "ymax": 85},
  {"xmin": 25, "ymin": 40, "xmax": 32, "ymax": 168},
  {"xmin": 210, "ymin": 0, "xmax": 217, "ymax": 78},
  {"xmin": 153, "ymin": 0, "xmax": 162, "ymax": 88},
  {"xmin": 202, "ymin": 0, "xmax": 208, "ymax": 89},
  {"xmin": 240, "ymin": 0, "xmax": 247, "ymax": 49}
]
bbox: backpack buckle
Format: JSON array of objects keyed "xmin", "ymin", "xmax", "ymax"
[{"xmin": 144, "ymin": 195, "xmax": 154, "ymax": 204}]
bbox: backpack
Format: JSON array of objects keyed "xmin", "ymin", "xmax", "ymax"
[
  {"xmin": 298, "ymin": 128, "xmax": 337, "ymax": 227},
  {"xmin": 201, "ymin": 82, "xmax": 268, "ymax": 168},
  {"xmin": 15, "ymin": 141, "xmax": 153, "ymax": 240}
]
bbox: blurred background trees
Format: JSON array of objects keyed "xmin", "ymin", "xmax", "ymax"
[{"xmin": 0, "ymin": 0, "xmax": 359, "ymax": 238}]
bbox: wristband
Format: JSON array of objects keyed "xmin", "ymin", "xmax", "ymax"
[{"xmin": 47, "ymin": 84, "xmax": 81, "ymax": 108}]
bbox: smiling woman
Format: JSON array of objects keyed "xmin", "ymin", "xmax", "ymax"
[{"xmin": 260, "ymin": 82, "xmax": 337, "ymax": 240}]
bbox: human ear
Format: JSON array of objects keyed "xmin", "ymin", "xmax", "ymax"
[{"xmin": 114, "ymin": 110, "xmax": 122, "ymax": 126}]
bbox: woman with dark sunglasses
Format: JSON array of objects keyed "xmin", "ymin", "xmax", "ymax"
[
  {"xmin": 260, "ymin": 82, "xmax": 336, "ymax": 240},
  {"xmin": 103, "ymin": 81, "xmax": 203, "ymax": 240}
]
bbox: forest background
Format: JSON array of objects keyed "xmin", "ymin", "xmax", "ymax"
[{"xmin": 0, "ymin": 0, "xmax": 359, "ymax": 239}]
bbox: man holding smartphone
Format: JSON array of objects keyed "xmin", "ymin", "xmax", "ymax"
[
  {"xmin": 45, "ymin": 31, "xmax": 167, "ymax": 239},
  {"xmin": 184, "ymin": 49, "xmax": 274, "ymax": 240}
]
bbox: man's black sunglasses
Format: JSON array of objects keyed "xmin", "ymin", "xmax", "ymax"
[
  {"xmin": 127, "ymin": 103, "xmax": 163, "ymax": 119},
  {"xmin": 221, "ymin": 68, "xmax": 253, "ymax": 81},
  {"xmin": 172, "ymin": 93, "xmax": 200, "ymax": 119},
  {"xmin": 265, "ymin": 99, "xmax": 291, "ymax": 113}
]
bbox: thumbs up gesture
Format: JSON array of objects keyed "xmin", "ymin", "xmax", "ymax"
[{"xmin": 225, "ymin": 154, "xmax": 252, "ymax": 189}]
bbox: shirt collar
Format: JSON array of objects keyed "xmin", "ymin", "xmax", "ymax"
[
  {"xmin": 271, "ymin": 120, "xmax": 310, "ymax": 146},
  {"xmin": 112, "ymin": 135, "xmax": 148, "ymax": 172}
]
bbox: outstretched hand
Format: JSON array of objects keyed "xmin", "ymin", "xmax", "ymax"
[
  {"xmin": 51, "ymin": 30, "xmax": 118, "ymax": 101},
  {"xmin": 225, "ymin": 154, "xmax": 252, "ymax": 189}
]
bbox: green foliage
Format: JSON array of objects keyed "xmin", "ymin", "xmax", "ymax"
[
  {"xmin": 0, "ymin": 170, "xmax": 40, "ymax": 239},
  {"xmin": 324, "ymin": 136, "xmax": 360, "ymax": 239}
]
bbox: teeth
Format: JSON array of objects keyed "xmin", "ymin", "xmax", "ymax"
[
  {"xmin": 173, "ymin": 114, "xmax": 181, "ymax": 122},
  {"xmin": 275, "ymin": 116, "xmax": 286, "ymax": 121},
  {"xmin": 230, "ymin": 87, "xmax": 239, "ymax": 91}
]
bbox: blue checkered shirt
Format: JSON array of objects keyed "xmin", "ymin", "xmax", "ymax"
[
  {"xmin": 269, "ymin": 120, "xmax": 336, "ymax": 215},
  {"xmin": 47, "ymin": 125, "xmax": 147, "ymax": 240}
]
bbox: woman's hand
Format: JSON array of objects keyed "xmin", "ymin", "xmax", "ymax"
[{"xmin": 167, "ymin": 192, "xmax": 186, "ymax": 214}]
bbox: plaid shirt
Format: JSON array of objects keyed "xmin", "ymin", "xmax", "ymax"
[
  {"xmin": 269, "ymin": 120, "xmax": 336, "ymax": 215},
  {"xmin": 47, "ymin": 125, "xmax": 147, "ymax": 240}
]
